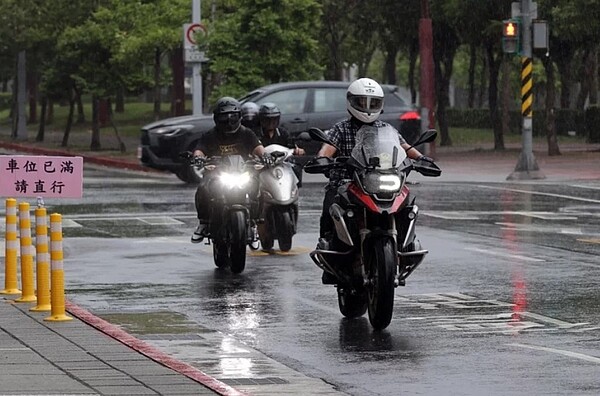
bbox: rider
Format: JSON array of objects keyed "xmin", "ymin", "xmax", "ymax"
[
  {"xmin": 241, "ymin": 102, "xmax": 261, "ymax": 134},
  {"xmin": 191, "ymin": 97, "xmax": 272, "ymax": 243},
  {"xmin": 315, "ymin": 77, "xmax": 434, "ymax": 252}
]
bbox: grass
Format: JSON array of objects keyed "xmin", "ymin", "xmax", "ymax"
[{"xmin": 445, "ymin": 126, "xmax": 588, "ymax": 146}]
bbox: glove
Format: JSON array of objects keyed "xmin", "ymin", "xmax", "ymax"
[
  {"xmin": 417, "ymin": 155, "xmax": 435, "ymax": 163},
  {"xmin": 193, "ymin": 156, "xmax": 205, "ymax": 167},
  {"xmin": 261, "ymin": 153, "xmax": 275, "ymax": 168}
]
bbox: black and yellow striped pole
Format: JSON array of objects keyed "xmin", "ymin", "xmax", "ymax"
[
  {"xmin": 521, "ymin": 57, "xmax": 533, "ymax": 119},
  {"xmin": 508, "ymin": 0, "xmax": 544, "ymax": 180}
]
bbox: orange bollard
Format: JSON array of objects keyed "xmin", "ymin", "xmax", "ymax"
[
  {"xmin": 30, "ymin": 207, "xmax": 51, "ymax": 312},
  {"xmin": 1, "ymin": 198, "xmax": 20, "ymax": 295},
  {"xmin": 14, "ymin": 202, "xmax": 36, "ymax": 303},
  {"xmin": 44, "ymin": 213, "xmax": 72, "ymax": 321}
]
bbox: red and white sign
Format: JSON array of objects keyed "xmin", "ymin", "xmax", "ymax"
[
  {"xmin": 0, "ymin": 155, "xmax": 83, "ymax": 198},
  {"xmin": 183, "ymin": 23, "xmax": 208, "ymax": 63}
]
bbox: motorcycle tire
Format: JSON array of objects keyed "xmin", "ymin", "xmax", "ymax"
[
  {"xmin": 277, "ymin": 210, "xmax": 294, "ymax": 252},
  {"xmin": 366, "ymin": 237, "xmax": 396, "ymax": 330},
  {"xmin": 337, "ymin": 287, "xmax": 367, "ymax": 318},
  {"xmin": 229, "ymin": 211, "xmax": 247, "ymax": 274},
  {"xmin": 213, "ymin": 241, "xmax": 229, "ymax": 269},
  {"xmin": 258, "ymin": 222, "xmax": 274, "ymax": 251}
]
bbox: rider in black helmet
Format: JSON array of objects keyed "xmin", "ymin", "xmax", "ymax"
[
  {"xmin": 256, "ymin": 102, "xmax": 305, "ymax": 185},
  {"xmin": 191, "ymin": 97, "xmax": 272, "ymax": 243},
  {"xmin": 241, "ymin": 102, "xmax": 260, "ymax": 134}
]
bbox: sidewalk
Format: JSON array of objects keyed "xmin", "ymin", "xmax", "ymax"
[{"xmin": 0, "ymin": 296, "xmax": 245, "ymax": 396}]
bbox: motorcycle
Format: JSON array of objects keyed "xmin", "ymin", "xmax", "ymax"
[
  {"xmin": 186, "ymin": 153, "xmax": 264, "ymax": 274},
  {"xmin": 258, "ymin": 144, "xmax": 299, "ymax": 252},
  {"xmin": 304, "ymin": 126, "xmax": 441, "ymax": 330}
]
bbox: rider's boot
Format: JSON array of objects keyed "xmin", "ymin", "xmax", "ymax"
[{"xmin": 191, "ymin": 221, "xmax": 209, "ymax": 244}]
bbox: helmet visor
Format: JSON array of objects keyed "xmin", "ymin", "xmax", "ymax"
[
  {"xmin": 215, "ymin": 112, "xmax": 241, "ymax": 124},
  {"xmin": 348, "ymin": 95, "xmax": 384, "ymax": 113}
]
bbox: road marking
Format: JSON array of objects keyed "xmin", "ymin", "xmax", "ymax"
[
  {"xmin": 569, "ymin": 184, "xmax": 600, "ymax": 191},
  {"xmin": 578, "ymin": 238, "xmax": 600, "ymax": 244},
  {"xmin": 425, "ymin": 211, "xmax": 480, "ymax": 220},
  {"xmin": 497, "ymin": 222, "xmax": 585, "ymax": 235},
  {"xmin": 138, "ymin": 216, "xmax": 184, "ymax": 225},
  {"xmin": 508, "ymin": 343, "xmax": 600, "ymax": 364},
  {"xmin": 477, "ymin": 185, "xmax": 600, "ymax": 204},
  {"xmin": 464, "ymin": 247, "xmax": 545, "ymax": 262}
]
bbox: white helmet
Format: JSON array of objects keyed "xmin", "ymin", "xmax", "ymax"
[{"xmin": 346, "ymin": 78, "xmax": 384, "ymax": 123}]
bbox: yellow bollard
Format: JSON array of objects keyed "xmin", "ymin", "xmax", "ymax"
[
  {"xmin": 14, "ymin": 203, "xmax": 36, "ymax": 303},
  {"xmin": 30, "ymin": 207, "xmax": 51, "ymax": 312},
  {"xmin": 44, "ymin": 213, "xmax": 72, "ymax": 321},
  {"xmin": 1, "ymin": 198, "xmax": 21, "ymax": 295}
]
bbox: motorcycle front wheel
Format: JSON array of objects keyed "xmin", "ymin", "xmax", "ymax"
[
  {"xmin": 276, "ymin": 209, "xmax": 295, "ymax": 252},
  {"xmin": 366, "ymin": 238, "xmax": 396, "ymax": 330},
  {"xmin": 337, "ymin": 287, "xmax": 367, "ymax": 318},
  {"xmin": 229, "ymin": 211, "xmax": 247, "ymax": 274}
]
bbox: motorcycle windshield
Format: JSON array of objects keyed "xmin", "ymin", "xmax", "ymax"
[{"xmin": 350, "ymin": 125, "xmax": 406, "ymax": 170}]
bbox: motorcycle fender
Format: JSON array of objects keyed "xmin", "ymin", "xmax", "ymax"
[
  {"xmin": 329, "ymin": 203, "xmax": 354, "ymax": 246},
  {"xmin": 401, "ymin": 205, "xmax": 419, "ymax": 249}
]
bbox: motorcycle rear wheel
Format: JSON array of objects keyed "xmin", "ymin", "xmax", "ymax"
[
  {"xmin": 337, "ymin": 287, "xmax": 367, "ymax": 318},
  {"xmin": 366, "ymin": 238, "xmax": 396, "ymax": 330},
  {"xmin": 213, "ymin": 241, "xmax": 229, "ymax": 268},
  {"xmin": 277, "ymin": 210, "xmax": 294, "ymax": 252},
  {"xmin": 229, "ymin": 211, "xmax": 247, "ymax": 274}
]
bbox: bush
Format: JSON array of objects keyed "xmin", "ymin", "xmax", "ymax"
[
  {"xmin": 0, "ymin": 92, "xmax": 11, "ymax": 111},
  {"xmin": 447, "ymin": 108, "xmax": 585, "ymax": 137},
  {"xmin": 584, "ymin": 106, "xmax": 600, "ymax": 143}
]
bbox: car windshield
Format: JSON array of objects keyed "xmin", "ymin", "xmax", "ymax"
[{"xmin": 350, "ymin": 125, "xmax": 406, "ymax": 169}]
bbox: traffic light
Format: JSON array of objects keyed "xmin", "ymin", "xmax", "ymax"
[{"xmin": 502, "ymin": 19, "xmax": 520, "ymax": 54}]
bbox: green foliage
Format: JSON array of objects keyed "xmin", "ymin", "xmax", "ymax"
[
  {"xmin": 207, "ymin": 0, "xmax": 323, "ymax": 101},
  {"xmin": 0, "ymin": 92, "xmax": 12, "ymax": 111},
  {"xmin": 584, "ymin": 105, "xmax": 600, "ymax": 143}
]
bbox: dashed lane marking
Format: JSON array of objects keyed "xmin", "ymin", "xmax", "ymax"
[
  {"xmin": 464, "ymin": 247, "xmax": 545, "ymax": 262},
  {"xmin": 476, "ymin": 185, "xmax": 600, "ymax": 204},
  {"xmin": 508, "ymin": 343, "xmax": 600, "ymax": 364}
]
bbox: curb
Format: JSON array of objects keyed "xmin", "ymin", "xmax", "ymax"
[{"xmin": 65, "ymin": 300, "xmax": 248, "ymax": 396}]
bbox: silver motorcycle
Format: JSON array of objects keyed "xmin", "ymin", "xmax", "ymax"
[{"xmin": 258, "ymin": 144, "xmax": 299, "ymax": 252}]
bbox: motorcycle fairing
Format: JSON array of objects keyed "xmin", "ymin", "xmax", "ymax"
[{"xmin": 347, "ymin": 183, "xmax": 409, "ymax": 215}]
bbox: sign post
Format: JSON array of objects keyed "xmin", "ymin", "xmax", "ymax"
[{"xmin": 184, "ymin": 0, "xmax": 204, "ymax": 116}]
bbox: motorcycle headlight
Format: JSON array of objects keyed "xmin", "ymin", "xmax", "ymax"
[
  {"xmin": 219, "ymin": 171, "xmax": 251, "ymax": 189},
  {"xmin": 362, "ymin": 172, "xmax": 403, "ymax": 194}
]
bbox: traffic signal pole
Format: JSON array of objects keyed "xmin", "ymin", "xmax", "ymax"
[{"xmin": 507, "ymin": 0, "xmax": 545, "ymax": 180}]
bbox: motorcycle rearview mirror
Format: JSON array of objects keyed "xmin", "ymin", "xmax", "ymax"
[
  {"xmin": 296, "ymin": 132, "xmax": 311, "ymax": 141},
  {"xmin": 404, "ymin": 129, "xmax": 438, "ymax": 154},
  {"xmin": 179, "ymin": 151, "xmax": 193, "ymax": 160},
  {"xmin": 308, "ymin": 128, "xmax": 340, "ymax": 151}
]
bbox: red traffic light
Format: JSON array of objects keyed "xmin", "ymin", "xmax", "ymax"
[{"xmin": 503, "ymin": 20, "xmax": 518, "ymax": 37}]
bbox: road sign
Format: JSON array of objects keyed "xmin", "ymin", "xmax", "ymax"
[
  {"xmin": 0, "ymin": 156, "xmax": 83, "ymax": 198},
  {"xmin": 183, "ymin": 23, "xmax": 208, "ymax": 63}
]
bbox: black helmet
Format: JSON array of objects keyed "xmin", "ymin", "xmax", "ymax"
[
  {"xmin": 258, "ymin": 102, "xmax": 281, "ymax": 130},
  {"xmin": 241, "ymin": 102, "xmax": 260, "ymax": 128},
  {"xmin": 213, "ymin": 96, "xmax": 242, "ymax": 134}
]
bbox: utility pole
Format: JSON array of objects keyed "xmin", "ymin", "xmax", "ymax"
[
  {"xmin": 507, "ymin": 0, "xmax": 545, "ymax": 180},
  {"xmin": 192, "ymin": 0, "xmax": 203, "ymax": 115},
  {"xmin": 419, "ymin": 0, "xmax": 436, "ymax": 156}
]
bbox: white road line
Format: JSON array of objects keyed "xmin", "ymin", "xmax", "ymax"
[
  {"xmin": 508, "ymin": 343, "xmax": 600, "ymax": 364},
  {"xmin": 477, "ymin": 185, "xmax": 600, "ymax": 204},
  {"xmin": 464, "ymin": 247, "xmax": 545, "ymax": 262},
  {"xmin": 425, "ymin": 212, "xmax": 480, "ymax": 220},
  {"xmin": 569, "ymin": 184, "xmax": 600, "ymax": 191}
]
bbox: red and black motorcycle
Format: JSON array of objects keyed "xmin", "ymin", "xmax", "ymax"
[{"xmin": 304, "ymin": 125, "xmax": 441, "ymax": 330}]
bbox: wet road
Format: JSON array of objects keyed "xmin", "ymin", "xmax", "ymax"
[{"xmin": 9, "ymin": 165, "xmax": 600, "ymax": 395}]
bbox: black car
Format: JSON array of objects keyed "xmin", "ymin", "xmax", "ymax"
[{"xmin": 138, "ymin": 80, "xmax": 421, "ymax": 183}]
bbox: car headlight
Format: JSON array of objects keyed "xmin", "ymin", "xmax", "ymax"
[
  {"xmin": 219, "ymin": 172, "xmax": 251, "ymax": 189},
  {"xmin": 153, "ymin": 124, "xmax": 193, "ymax": 137},
  {"xmin": 362, "ymin": 172, "xmax": 403, "ymax": 194}
]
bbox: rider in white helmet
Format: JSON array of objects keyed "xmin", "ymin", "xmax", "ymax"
[{"xmin": 314, "ymin": 78, "xmax": 433, "ymax": 283}]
